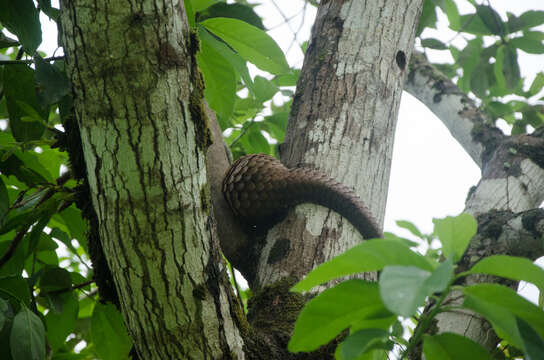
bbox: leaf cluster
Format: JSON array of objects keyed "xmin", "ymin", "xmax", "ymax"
[{"xmin": 289, "ymin": 213, "xmax": 544, "ymax": 360}]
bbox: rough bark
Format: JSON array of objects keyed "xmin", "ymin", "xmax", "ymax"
[
  {"xmin": 253, "ymin": 0, "xmax": 423, "ymax": 289},
  {"xmin": 60, "ymin": 1, "xmax": 244, "ymax": 358},
  {"xmin": 405, "ymin": 50, "xmax": 544, "ymax": 357}
]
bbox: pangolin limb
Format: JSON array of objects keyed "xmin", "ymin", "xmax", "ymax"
[{"xmin": 222, "ymin": 154, "xmax": 382, "ymax": 239}]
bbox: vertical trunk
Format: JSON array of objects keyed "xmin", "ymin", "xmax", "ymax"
[
  {"xmin": 254, "ymin": 0, "xmax": 423, "ymax": 288},
  {"xmin": 60, "ymin": 1, "xmax": 244, "ymax": 358}
]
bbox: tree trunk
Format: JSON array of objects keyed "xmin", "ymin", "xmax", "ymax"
[
  {"xmin": 60, "ymin": 1, "xmax": 244, "ymax": 358},
  {"xmin": 60, "ymin": 0, "xmax": 425, "ymax": 358}
]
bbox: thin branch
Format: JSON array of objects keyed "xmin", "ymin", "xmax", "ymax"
[
  {"xmin": 0, "ymin": 56, "xmax": 65, "ymax": 65},
  {"xmin": 0, "ymin": 227, "xmax": 30, "ymax": 268},
  {"xmin": 50, "ymin": 279, "xmax": 95, "ymax": 294}
]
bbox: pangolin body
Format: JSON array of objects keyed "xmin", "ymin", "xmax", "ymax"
[{"xmin": 222, "ymin": 154, "xmax": 382, "ymax": 239}]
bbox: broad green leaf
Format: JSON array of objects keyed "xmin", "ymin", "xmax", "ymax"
[
  {"xmin": 260, "ymin": 112, "xmax": 288, "ymax": 142},
  {"xmin": 499, "ymin": 45, "xmax": 521, "ymax": 90},
  {"xmin": 57, "ymin": 205, "xmax": 87, "ymax": 251},
  {"xmin": 0, "ymin": 0, "xmax": 42, "ymax": 54},
  {"xmin": 457, "ymin": 38, "xmax": 483, "ymax": 92},
  {"xmin": 40, "ymin": 267, "xmax": 72, "ymax": 293},
  {"xmin": 91, "ymin": 303, "xmax": 132, "ymax": 360},
  {"xmin": 289, "ymin": 280, "xmax": 391, "ymax": 352},
  {"xmin": 0, "ymin": 177, "xmax": 8, "ymax": 225},
  {"xmin": 529, "ymin": 72, "xmax": 544, "ymax": 96},
  {"xmin": 0, "ymin": 238, "xmax": 27, "ymax": 277},
  {"xmin": 190, "ymin": 0, "xmax": 215, "ymax": 12},
  {"xmin": 463, "ymin": 284, "xmax": 544, "ymax": 348},
  {"xmin": 416, "ymin": 0, "xmax": 437, "ymax": 36},
  {"xmin": 0, "ymin": 297, "xmax": 8, "ymax": 330},
  {"xmin": 421, "ymin": 38, "xmax": 448, "ymax": 50},
  {"xmin": 10, "ymin": 307, "xmax": 45, "ymax": 360},
  {"xmin": 273, "ymin": 71, "xmax": 299, "ymax": 87},
  {"xmin": 469, "ymin": 255, "xmax": 544, "ymax": 292},
  {"xmin": 3, "ymin": 65, "xmax": 47, "ymax": 142},
  {"xmin": 197, "ymin": 26, "xmax": 255, "ymax": 95},
  {"xmin": 451, "ymin": 14, "xmax": 493, "ymax": 36},
  {"xmin": 0, "ymin": 276, "xmax": 30, "ymax": 306},
  {"xmin": 470, "ymin": 61, "xmax": 490, "ymax": 98},
  {"xmin": 292, "ymin": 239, "xmax": 434, "ymax": 292},
  {"xmin": 183, "ymin": 0, "xmax": 195, "ymax": 28},
  {"xmin": 510, "ymin": 31, "xmax": 544, "ymax": 55},
  {"xmin": 247, "ymin": 126, "xmax": 271, "ymax": 155},
  {"xmin": 507, "ymin": 11, "xmax": 544, "ymax": 33},
  {"xmin": 476, "ymin": 5, "xmax": 505, "ymax": 36},
  {"xmin": 197, "ymin": 35, "xmax": 236, "ymax": 120},
  {"xmin": 423, "ymin": 333, "xmax": 493, "ymax": 360},
  {"xmin": 254, "ymin": 76, "xmax": 278, "ymax": 102},
  {"xmin": 201, "ymin": 17, "xmax": 289, "ymax": 74},
  {"xmin": 339, "ymin": 329, "xmax": 389, "ymax": 360},
  {"xmin": 517, "ymin": 317, "xmax": 544, "ymax": 360},
  {"xmin": 0, "ymin": 33, "xmax": 19, "ymax": 49},
  {"xmin": 45, "ymin": 292, "xmax": 78, "ymax": 350},
  {"xmin": 438, "ymin": 0, "xmax": 460, "ymax": 30},
  {"xmin": 395, "ymin": 220, "xmax": 424, "ymax": 239},
  {"xmin": 379, "ymin": 266, "xmax": 430, "ymax": 317},
  {"xmin": 34, "ymin": 57, "xmax": 70, "ymax": 105},
  {"xmin": 196, "ymin": 2, "xmax": 264, "ymax": 30},
  {"xmin": 433, "ymin": 213, "xmax": 477, "ymax": 262}
]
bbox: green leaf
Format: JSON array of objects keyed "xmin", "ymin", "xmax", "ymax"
[
  {"xmin": 288, "ymin": 280, "xmax": 391, "ymax": 352},
  {"xmin": 339, "ymin": 329, "xmax": 389, "ymax": 360},
  {"xmin": 57, "ymin": 205, "xmax": 87, "ymax": 251},
  {"xmin": 34, "ymin": 57, "xmax": 70, "ymax": 105},
  {"xmin": 0, "ymin": 276, "xmax": 31, "ymax": 306},
  {"xmin": 463, "ymin": 284, "xmax": 544, "ymax": 348},
  {"xmin": 379, "ymin": 266, "xmax": 429, "ymax": 317},
  {"xmin": 417, "ymin": 0, "xmax": 437, "ymax": 36},
  {"xmin": 0, "ymin": 0, "xmax": 42, "ymax": 54},
  {"xmin": 507, "ymin": 11, "xmax": 544, "ymax": 33},
  {"xmin": 197, "ymin": 26, "xmax": 255, "ymax": 95},
  {"xmin": 421, "ymin": 38, "xmax": 448, "ymax": 50},
  {"xmin": 451, "ymin": 14, "xmax": 493, "ymax": 36},
  {"xmin": 476, "ymin": 5, "xmax": 505, "ymax": 36},
  {"xmin": 9, "ymin": 306, "xmax": 45, "ymax": 360},
  {"xmin": 517, "ymin": 317, "xmax": 544, "ymax": 360},
  {"xmin": 0, "ymin": 33, "xmax": 19, "ymax": 49},
  {"xmin": 3, "ymin": 65, "xmax": 47, "ymax": 142},
  {"xmin": 468, "ymin": 255, "xmax": 544, "ymax": 293},
  {"xmin": 190, "ymin": 0, "xmax": 215, "ymax": 12},
  {"xmin": 510, "ymin": 31, "xmax": 544, "ymax": 54},
  {"xmin": 433, "ymin": 213, "xmax": 477, "ymax": 262},
  {"xmin": 438, "ymin": 0, "xmax": 460, "ymax": 30},
  {"xmin": 39, "ymin": 267, "xmax": 72, "ymax": 293},
  {"xmin": 496, "ymin": 45, "xmax": 521, "ymax": 90},
  {"xmin": 91, "ymin": 303, "xmax": 132, "ymax": 360},
  {"xmin": 0, "ymin": 297, "xmax": 8, "ymax": 331},
  {"xmin": 395, "ymin": 220, "xmax": 424, "ymax": 239},
  {"xmin": 201, "ymin": 17, "xmax": 289, "ymax": 74},
  {"xmin": 528, "ymin": 72, "xmax": 544, "ymax": 96},
  {"xmin": 456, "ymin": 37, "xmax": 483, "ymax": 92},
  {"xmin": 183, "ymin": 0, "xmax": 195, "ymax": 28},
  {"xmin": 291, "ymin": 239, "xmax": 434, "ymax": 292},
  {"xmin": 247, "ymin": 126, "xmax": 270, "ymax": 154},
  {"xmin": 254, "ymin": 76, "xmax": 278, "ymax": 102},
  {"xmin": 0, "ymin": 177, "xmax": 8, "ymax": 226},
  {"xmin": 197, "ymin": 34, "xmax": 236, "ymax": 120},
  {"xmin": 423, "ymin": 333, "xmax": 493, "ymax": 360},
  {"xmin": 470, "ymin": 61, "xmax": 490, "ymax": 98},
  {"xmin": 196, "ymin": 2, "xmax": 264, "ymax": 30},
  {"xmin": 45, "ymin": 292, "xmax": 78, "ymax": 350}
]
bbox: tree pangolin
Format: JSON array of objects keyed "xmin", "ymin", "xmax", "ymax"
[{"xmin": 222, "ymin": 154, "xmax": 382, "ymax": 239}]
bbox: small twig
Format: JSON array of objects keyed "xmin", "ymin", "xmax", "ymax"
[
  {"xmin": 0, "ymin": 227, "xmax": 30, "ymax": 268},
  {"xmin": 0, "ymin": 56, "xmax": 65, "ymax": 65},
  {"xmin": 50, "ymin": 279, "xmax": 95, "ymax": 294},
  {"xmin": 230, "ymin": 119, "xmax": 257, "ymax": 147}
]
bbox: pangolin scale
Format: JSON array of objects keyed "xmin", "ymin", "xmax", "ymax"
[{"xmin": 222, "ymin": 154, "xmax": 382, "ymax": 239}]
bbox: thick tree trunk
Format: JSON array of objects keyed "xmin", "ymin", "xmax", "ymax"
[
  {"xmin": 253, "ymin": 0, "xmax": 423, "ymax": 288},
  {"xmin": 60, "ymin": 1, "xmax": 244, "ymax": 358}
]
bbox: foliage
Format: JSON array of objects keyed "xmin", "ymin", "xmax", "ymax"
[
  {"xmin": 418, "ymin": 0, "xmax": 544, "ymax": 133},
  {"xmin": 289, "ymin": 213, "xmax": 544, "ymax": 359},
  {"xmin": 0, "ymin": 0, "xmax": 542, "ymax": 359}
]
